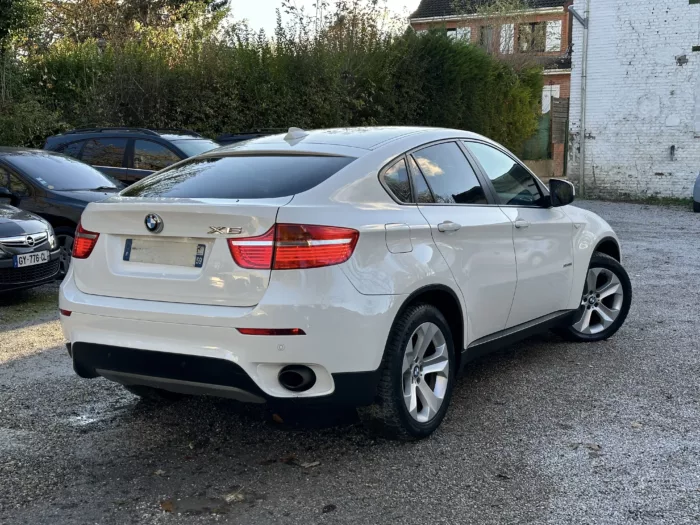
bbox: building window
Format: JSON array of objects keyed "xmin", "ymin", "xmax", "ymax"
[
  {"xmin": 480, "ymin": 26, "xmax": 494, "ymax": 51},
  {"xmin": 519, "ymin": 22, "xmax": 547, "ymax": 52},
  {"xmin": 456, "ymin": 26, "xmax": 471, "ymax": 41},
  {"xmin": 545, "ymin": 20, "xmax": 562, "ymax": 52},
  {"xmin": 500, "ymin": 23, "xmax": 514, "ymax": 54}
]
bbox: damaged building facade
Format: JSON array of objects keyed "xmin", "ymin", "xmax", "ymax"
[{"xmin": 569, "ymin": 0, "xmax": 700, "ymax": 199}]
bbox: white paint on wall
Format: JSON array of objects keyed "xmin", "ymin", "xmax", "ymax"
[
  {"xmin": 500, "ymin": 23, "xmax": 514, "ymax": 54},
  {"xmin": 569, "ymin": 0, "xmax": 700, "ymax": 198},
  {"xmin": 546, "ymin": 20, "xmax": 562, "ymax": 52}
]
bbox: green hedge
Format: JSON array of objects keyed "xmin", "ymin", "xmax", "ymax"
[{"xmin": 2, "ymin": 29, "xmax": 542, "ymax": 152}]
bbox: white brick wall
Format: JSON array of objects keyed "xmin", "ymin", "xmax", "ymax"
[{"xmin": 568, "ymin": 0, "xmax": 700, "ymax": 199}]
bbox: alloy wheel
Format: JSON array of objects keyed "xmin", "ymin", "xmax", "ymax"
[
  {"xmin": 402, "ymin": 322, "xmax": 450, "ymax": 423},
  {"xmin": 572, "ymin": 267, "xmax": 624, "ymax": 335}
]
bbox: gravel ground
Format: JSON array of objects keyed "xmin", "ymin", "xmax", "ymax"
[{"xmin": 1, "ymin": 200, "xmax": 699, "ymax": 525}]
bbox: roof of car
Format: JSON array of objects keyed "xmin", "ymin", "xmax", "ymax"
[
  {"xmin": 214, "ymin": 127, "xmax": 473, "ymax": 153},
  {"xmin": 0, "ymin": 147, "xmax": 61, "ymax": 158},
  {"xmin": 45, "ymin": 128, "xmax": 205, "ymax": 144},
  {"xmin": 411, "ymin": 0, "xmax": 567, "ymax": 19}
]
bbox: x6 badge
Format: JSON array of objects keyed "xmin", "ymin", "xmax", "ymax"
[{"xmin": 208, "ymin": 226, "xmax": 243, "ymax": 235}]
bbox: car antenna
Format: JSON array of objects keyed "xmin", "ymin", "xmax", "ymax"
[{"xmin": 284, "ymin": 127, "xmax": 308, "ymax": 143}]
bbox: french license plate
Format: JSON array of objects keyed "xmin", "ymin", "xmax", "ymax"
[
  {"xmin": 123, "ymin": 239, "xmax": 206, "ymax": 268},
  {"xmin": 14, "ymin": 250, "xmax": 49, "ymax": 268}
]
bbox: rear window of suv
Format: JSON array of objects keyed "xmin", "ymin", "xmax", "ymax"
[{"xmin": 120, "ymin": 155, "xmax": 355, "ymax": 199}]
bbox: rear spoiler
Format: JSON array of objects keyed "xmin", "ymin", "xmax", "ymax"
[{"xmin": 216, "ymin": 129, "xmax": 285, "ymax": 145}]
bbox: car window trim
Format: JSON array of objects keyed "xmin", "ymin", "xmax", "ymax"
[
  {"xmin": 377, "ymin": 138, "xmax": 500, "ymax": 207},
  {"xmin": 409, "ymin": 139, "xmax": 497, "ymax": 207},
  {"xmin": 405, "ymin": 154, "xmax": 437, "ymax": 204},
  {"xmin": 462, "ymin": 139, "xmax": 549, "ymax": 209},
  {"xmin": 378, "ymin": 156, "xmax": 416, "ymax": 205}
]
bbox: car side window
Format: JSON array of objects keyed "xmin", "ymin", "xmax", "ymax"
[
  {"xmin": 133, "ymin": 140, "xmax": 181, "ymax": 171},
  {"xmin": 412, "ymin": 142, "xmax": 487, "ymax": 205},
  {"xmin": 81, "ymin": 138, "xmax": 127, "ymax": 168},
  {"xmin": 9, "ymin": 174, "xmax": 29, "ymax": 196},
  {"xmin": 466, "ymin": 141, "xmax": 543, "ymax": 206},
  {"xmin": 0, "ymin": 166, "xmax": 9, "ymax": 188},
  {"xmin": 407, "ymin": 156, "xmax": 435, "ymax": 203},
  {"xmin": 58, "ymin": 140, "xmax": 85, "ymax": 159}
]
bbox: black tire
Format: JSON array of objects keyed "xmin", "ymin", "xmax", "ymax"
[
  {"xmin": 53, "ymin": 226, "xmax": 76, "ymax": 280},
  {"xmin": 359, "ymin": 303, "xmax": 456, "ymax": 440},
  {"xmin": 122, "ymin": 384, "xmax": 184, "ymax": 402},
  {"xmin": 693, "ymin": 201, "xmax": 700, "ymax": 213},
  {"xmin": 555, "ymin": 252, "xmax": 632, "ymax": 342}
]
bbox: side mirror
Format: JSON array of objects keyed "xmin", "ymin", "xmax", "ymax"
[
  {"xmin": 549, "ymin": 179, "xmax": 575, "ymax": 207},
  {"xmin": 0, "ymin": 187, "xmax": 20, "ymax": 207}
]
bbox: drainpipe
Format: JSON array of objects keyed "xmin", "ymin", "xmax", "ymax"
[{"xmin": 569, "ymin": 0, "xmax": 590, "ymax": 197}]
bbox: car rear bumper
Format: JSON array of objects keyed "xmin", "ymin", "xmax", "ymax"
[
  {"xmin": 0, "ymin": 250, "xmax": 60, "ymax": 292},
  {"xmin": 59, "ymin": 267, "xmax": 403, "ymax": 405}
]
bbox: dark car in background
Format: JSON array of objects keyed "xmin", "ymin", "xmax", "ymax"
[
  {"xmin": 0, "ymin": 202, "xmax": 61, "ymax": 292},
  {"xmin": 0, "ymin": 148, "xmax": 124, "ymax": 277},
  {"xmin": 44, "ymin": 128, "xmax": 220, "ymax": 184}
]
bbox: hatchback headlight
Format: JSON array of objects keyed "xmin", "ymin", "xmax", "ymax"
[{"xmin": 48, "ymin": 228, "xmax": 57, "ymax": 249}]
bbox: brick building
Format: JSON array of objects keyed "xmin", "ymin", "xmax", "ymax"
[
  {"xmin": 568, "ymin": 0, "xmax": 700, "ymax": 199},
  {"xmin": 409, "ymin": 0, "xmax": 574, "ymax": 178}
]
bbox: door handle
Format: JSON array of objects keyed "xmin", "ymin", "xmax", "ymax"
[
  {"xmin": 514, "ymin": 219, "xmax": 530, "ymax": 229},
  {"xmin": 438, "ymin": 221, "xmax": 462, "ymax": 233}
]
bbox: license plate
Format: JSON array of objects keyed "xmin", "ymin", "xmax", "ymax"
[
  {"xmin": 123, "ymin": 239, "xmax": 206, "ymax": 268},
  {"xmin": 14, "ymin": 250, "xmax": 50, "ymax": 268}
]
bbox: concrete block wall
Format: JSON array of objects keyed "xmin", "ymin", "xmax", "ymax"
[{"xmin": 569, "ymin": 0, "xmax": 700, "ymax": 199}]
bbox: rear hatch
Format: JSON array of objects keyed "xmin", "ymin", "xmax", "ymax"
[
  {"xmin": 71, "ymin": 152, "xmax": 357, "ymax": 307},
  {"xmin": 75, "ymin": 198, "xmax": 288, "ymax": 307}
]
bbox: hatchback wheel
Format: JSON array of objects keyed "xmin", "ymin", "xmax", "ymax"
[
  {"xmin": 556, "ymin": 253, "xmax": 632, "ymax": 342},
  {"xmin": 359, "ymin": 303, "xmax": 455, "ymax": 440},
  {"xmin": 55, "ymin": 227, "xmax": 75, "ymax": 279}
]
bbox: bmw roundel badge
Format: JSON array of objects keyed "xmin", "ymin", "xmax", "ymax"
[{"xmin": 145, "ymin": 213, "xmax": 164, "ymax": 234}]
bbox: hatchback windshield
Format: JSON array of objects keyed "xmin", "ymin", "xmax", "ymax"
[
  {"xmin": 7, "ymin": 153, "xmax": 121, "ymax": 191},
  {"xmin": 172, "ymin": 139, "xmax": 220, "ymax": 157},
  {"xmin": 121, "ymin": 155, "xmax": 355, "ymax": 199}
]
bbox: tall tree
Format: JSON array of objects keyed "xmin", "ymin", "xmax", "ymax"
[{"xmin": 0, "ymin": 0, "xmax": 42, "ymax": 101}]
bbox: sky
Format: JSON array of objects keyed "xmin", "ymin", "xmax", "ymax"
[{"xmin": 232, "ymin": 0, "xmax": 422, "ymax": 33}]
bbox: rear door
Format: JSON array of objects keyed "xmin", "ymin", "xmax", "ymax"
[
  {"xmin": 80, "ymin": 137, "xmax": 129, "ymax": 183},
  {"xmin": 408, "ymin": 141, "xmax": 518, "ymax": 343},
  {"xmin": 74, "ymin": 154, "xmax": 356, "ymax": 307},
  {"xmin": 465, "ymin": 140, "xmax": 574, "ymax": 327},
  {"xmin": 126, "ymin": 139, "xmax": 182, "ymax": 182}
]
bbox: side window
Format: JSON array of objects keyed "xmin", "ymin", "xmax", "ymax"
[
  {"xmin": 81, "ymin": 138, "xmax": 127, "ymax": 168},
  {"xmin": 408, "ymin": 156, "xmax": 434, "ymax": 203},
  {"xmin": 134, "ymin": 140, "xmax": 181, "ymax": 171},
  {"xmin": 466, "ymin": 142, "xmax": 543, "ymax": 206},
  {"xmin": 0, "ymin": 166, "xmax": 9, "ymax": 188},
  {"xmin": 9, "ymin": 174, "xmax": 29, "ymax": 196},
  {"xmin": 382, "ymin": 158, "xmax": 412, "ymax": 203},
  {"xmin": 412, "ymin": 142, "xmax": 487, "ymax": 205},
  {"xmin": 58, "ymin": 140, "xmax": 85, "ymax": 159}
]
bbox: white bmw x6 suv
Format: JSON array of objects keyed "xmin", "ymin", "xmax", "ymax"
[{"xmin": 59, "ymin": 127, "xmax": 632, "ymax": 439}]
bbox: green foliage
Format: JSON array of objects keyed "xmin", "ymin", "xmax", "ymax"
[
  {"xmin": 0, "ymin": 0, "xmax": 42, "ymax": 49},
  {"xmin": 0, "ymin": 2, "xmax": 542, "ymax": 153}
]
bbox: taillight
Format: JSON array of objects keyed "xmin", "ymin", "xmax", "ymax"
[
  {"xmin": 227, "ymin": 227, "xmax": 274, "ymax": 269},
  {"xmin": 274, "ymin": 224, "xmax": 359, "ymax": 269},
  {"xmin": 228, "ymin": 224, "xmax": 359, "ymax": 270},
  {"xmin": 72, "ymin": 222, "xmax": 100, "ymax": 259}
]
